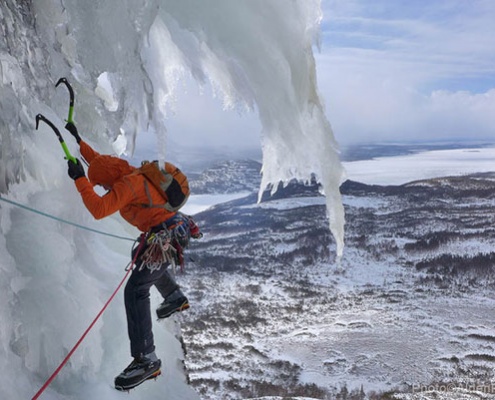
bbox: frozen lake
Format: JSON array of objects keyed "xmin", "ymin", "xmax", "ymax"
[
  {"xmin": 185, "ymin": 146, "xmax": 495, "ymax": 214},
  {"xmin": 343, "ymin": 147, "xmax": 495, "ymax": 185}
]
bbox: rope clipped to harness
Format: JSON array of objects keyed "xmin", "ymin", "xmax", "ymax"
[{"xmin": 140, "ymin": 213, "xmax": 202, "ymax": 273}]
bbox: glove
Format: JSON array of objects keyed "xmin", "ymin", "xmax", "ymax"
[
  {"xmin": 65, "ymin": 122, "xmax": 82, "ymax": 144},
  {"xmin": 67, "ymin": 159, "xmax": 85, "ymax": 180}
]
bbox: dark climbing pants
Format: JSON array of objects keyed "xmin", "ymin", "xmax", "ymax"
[{"xmin": 124, "ymin": 245, "xmax": 179, "ymax": 358}]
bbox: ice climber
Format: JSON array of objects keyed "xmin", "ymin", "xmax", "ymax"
[{"xmin": 64, "ymin": 122, "xmax": 200, "ymax": 391}]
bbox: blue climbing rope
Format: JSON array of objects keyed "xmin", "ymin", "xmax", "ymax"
[{"xmin": 0, "ymin": 195, "xmax": 135, "ymax": 242}]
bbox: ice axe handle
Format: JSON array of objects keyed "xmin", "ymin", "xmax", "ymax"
[
  {"xmin": 35, "ymin": 114, "xmax": 77, "ymax": 164},
  {"xmin": 55, "ymin": 78, "xmax": 75, "ymax": 123},
  {"xmin": 61, "ymin": 142, "xmax": 77, "ymax": 164}
]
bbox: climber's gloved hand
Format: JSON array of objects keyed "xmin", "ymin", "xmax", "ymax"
[
  {"xmin": 67, "ymin": 159, "xmax": 85, "ymax": 181},
  {"xmin": 65, "ymin": 122, "xmax": 82, "ymax": 144}
]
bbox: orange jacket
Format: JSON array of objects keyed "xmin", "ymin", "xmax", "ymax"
[{"xmin": 74, "ymin": 141, "xmax": 176, "ymax": 232}]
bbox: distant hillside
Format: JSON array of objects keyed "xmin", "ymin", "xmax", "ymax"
[
  {"xmin": 189, "ymin": 158, "xmax": 323, "ymax": 199},
  {"xmin": 189, "ymin": 159, "xmax": 262, "ymax": 194},
  {"xmin": 180, "ymin": 169, "xmax": 495, "ymax": 400}
]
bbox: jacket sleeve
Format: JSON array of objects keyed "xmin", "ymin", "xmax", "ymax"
[
  {"xmin": 79, "ymin": 140, "xmax": 100, "ymax": 164},
  {"xmin": 74, "ymin": 177, "xmax": 136, "ymax": 220}
]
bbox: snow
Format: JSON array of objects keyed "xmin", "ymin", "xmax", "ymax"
[
  {"xmin": 344, "ymin": 147, "xmax": 495, "ymax": 185},
  {"xmin": 250, "ymin": 398, "xmax": 321, "ymax": 400},
  {"xmin": 1, "ymin": 1, "xmax": 341, "ymax": 399},
  {"xmin": 343, "ymin": 195, "xmax": 392, "ymax": 209},
  {"xmin": 267, "ymin": 293, "xmax": 495, "ymax": 391},
  {"xmin": 182, "ymin": 192, "xmax": 251, "ymax": 215},
  {"xmin": 184, "ymin": 149, "xmax": 495, "ymax": 399},
  {"xmin": 255, "ymin": 196, "xmax": 327, "ymax": 211},
  {"xmin": 95, "ymin": 72, "xmax": 119, "ymax": 112}
]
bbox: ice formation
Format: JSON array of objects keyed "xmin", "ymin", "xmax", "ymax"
[{"xmin": 0, "ymin": 0, "xmax": 344, "ymax": 398}]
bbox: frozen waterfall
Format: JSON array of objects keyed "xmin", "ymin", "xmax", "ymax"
[{"xmin": 0, "ymin": 0, "xmax": 344, "ymax": 398}]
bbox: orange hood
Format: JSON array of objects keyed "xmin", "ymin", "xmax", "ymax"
[{"xmin": 87, "ymin": 155, "xmax": 135, "ymax": 187}]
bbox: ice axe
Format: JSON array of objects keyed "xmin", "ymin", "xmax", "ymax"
[
  {"xmin": 35, "ymin": 114, "xmax": 77, "ymax": 164},
  {"xmin": 56, "ymin": 77, "xmax": 75, "ymax": 123}
]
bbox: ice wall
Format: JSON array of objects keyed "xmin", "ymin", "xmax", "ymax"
[
  {"xmin": 153, "ymin": 1, "xmax": 345, "ymax": 256},
  {"xmin": 0, "ymin": 1, "xmax": 196, "ymax": 398},
  {"xmin": 2, "ymin": 0, "xmax": 345, "ymax": 250},
  {"xmin": 0, "ymin": 0, "xmax": 344, "ymax": 398}
]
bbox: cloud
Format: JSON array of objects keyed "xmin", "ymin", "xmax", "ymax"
[
  {"xmin": 317, "ymin": 53, "xmax": 495, "ymax": 143},
  {"xmin": 321, "ymin": 0, "xmax": 495, "ymax": 83},
  {"xmin": 317, "ymin": 0, "xmax": 495, "ymax": 144}
]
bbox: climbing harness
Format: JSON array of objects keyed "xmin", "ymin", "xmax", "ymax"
[{"xmin": 139, "ymin": 213, "xmax": 202, "ymax": 273}]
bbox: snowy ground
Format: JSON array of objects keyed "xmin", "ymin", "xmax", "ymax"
[
  {"xmin": 179, "ymin": 147, "xmax": 495, "ymax": 400},
  {"xmin": 182, "ymin": 193, "xmax": 251, "ymax": 215},
  {"xmin": 265, "ymin": 257, "xmax": 495, "ymax": 395}
]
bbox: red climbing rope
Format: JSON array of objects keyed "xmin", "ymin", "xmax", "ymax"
[{"xmin": 32, "ymin": 236, "xmax": 146, "ymax": 399}]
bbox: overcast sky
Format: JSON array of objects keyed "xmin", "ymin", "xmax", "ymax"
[
  {"xmin": 135, "ymin": 0, "xmax": 495, "ymax": 160},
  {"xmin": 318, "ymin": 0, "xmax": 495, "ymax": 145}
]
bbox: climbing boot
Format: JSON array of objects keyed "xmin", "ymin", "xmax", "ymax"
[
  {"xmin": 156, "ymin": 290, "xmax": 190, "ymax": 319},
  {"xmin": 114, "ymin": 353, "xmax": 161, "ymax": 391}
]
